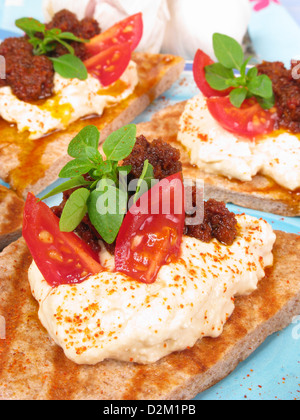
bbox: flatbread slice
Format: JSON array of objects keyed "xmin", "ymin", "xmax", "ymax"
[
  {"xmin": 136, "ymin": 102, "xmax": 300, "ymax": 217},
  {"xmin": 0, "ymin": 186, "xmax": 24, "ymax": 251},
  {"xmin": 0, "ymin": 230, "xmax": 299, "ymax": 400},
  {"xmin": 0, "ymin": 53, "xmax": 184, "ymax": 199}
]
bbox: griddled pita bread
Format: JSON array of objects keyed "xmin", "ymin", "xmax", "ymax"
[
  {"xmin": 136, "ymin": 102, "xmax": 300, "ymax": 217},
  {"xmin": 0, "ymin": 186, "xmax": 24, "ymax": 251},
  {"xmin": 0, "ymin": 231, "xmax": 299, "ymax": 400},
  {"xmin": 0, "ymin": 53, "xmax": 184, "ymax": 199}
]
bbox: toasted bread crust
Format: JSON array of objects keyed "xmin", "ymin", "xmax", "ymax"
[
  {"xmin": 0, "ymin": 231, "xmax": 299, "ymax": 400},
  {"xmin": 136, "ymin": 102, "xmax": 300, "ymax": 217},
  {"xmin": 0, "ymin": 53, "xmax": 185, "ymax": 199},
  {"xmin": 0, "ymin": 186, "xmax": 24, "ymax": 251}
]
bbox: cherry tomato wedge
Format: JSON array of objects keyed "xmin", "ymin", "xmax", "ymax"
[
  {"xmin": 193, "ymin": 49, "xmax": 231, "ymax": 98},
  {"xmin": 115, "ymin": 173, "xmax": 185, "ymax": 284},
  {"xmin": 86, "ymin": 13, "xmax": 143, "ymax": 56},
  {"xmin": 23, "ymin": 193, "xmax": 103, "ymax": 287},
  {"xmin": 84, "ymin": 43, "xmax": 131, "ymax": 87},
  {"xmin": 206, "ymin": 96, "xmax": 277, "ymax": 139}
]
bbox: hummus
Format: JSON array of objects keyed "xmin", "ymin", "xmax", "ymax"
[
  {"xmin": 0, "ymin": 61, "xmax": 138, "ymax": 140},
  {"xmin": 178, "ymin": 93, "xmax": 300, "ymax": 191},
  {"xmin": 28, "ymin": 214, "xmax": 276, "ymax": 365}
]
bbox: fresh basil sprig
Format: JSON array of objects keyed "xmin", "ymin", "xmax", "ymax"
[
  {"xmin": 15, "ymin": 17, "xmax": 88, "ymax": 80},
  {"xmin": 41, "ymin": 124, "xmax": 154, "ymax": 244},
  {"xmin": 205, "ymin": 33, "xmax": 275, "ymax": 109}
]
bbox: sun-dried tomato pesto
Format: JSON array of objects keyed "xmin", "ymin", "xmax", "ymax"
[
  {"xmin": 52, "ymin": 136, "xmax": 238, "ymax": 254},
  {"xmin": 0, "ymin": 9, "xmax": 101, "ymax": 102},
  {"xmin": 257, "ymin": 60, "xmax": 300, "ymax": 133}
]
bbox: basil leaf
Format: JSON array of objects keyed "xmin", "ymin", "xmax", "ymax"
[
  {"xmin": 256, "ymin": 94, "xmax": 275, "ymax": 110},
  {"xmin": 247, "ymin": 74, "xmax": 273, "ymax": 99},
  {"xmin": 134, "ymin": 160, "xmax": 155, "ymax": 203},
  {"xmin": 50, "ymin": 54, "xmax": 88, "ymax": 81},
  {"xmin": 240, "ymin": 57, "xmax": 252, "ymax": 78},
  {"xmin": 59, "ymin": 188, "xmax": 90, "ymax": 232},
  {"xmin": 205, "ymin": 63, "xmax": 234, "ymax": 91},
  {"xmin": 230, "ymin": 88, "xmax": 248, "ymax": 108},
  {"xmin": 51, "ymin": 36, "xmax": 75, "ymax": 55},
  {"xmin": 59, "ymin": 32, "xmax": 89, "ymax": 44},
  {"xmin": 88, "ymin": 183, "xmax": 128, "ymax": 244},
  {"xmin": 213, "ymin": 33, "xmax": 244, "ymax": 70},
  {"xmin": 15, "ymin": 18, "xmax": 45, "ymax": 36},
  {"xmin": 40, "ymin": 176, "xmax": 93, "ymax": 200},
  {"xmin": 68, "ymin": 125, "xmax": 100, "ymax": 158},
  {"xmin": 85, "ymin": 147, "xmax": 103, "ymax": 164},
  {"xmin": 103, "ymin": 124, "xmax": 137, "ymax": 161},
  {"xmin": 59, "ymin": 158, "xmax": 95, "ymax": 178},
  {"xmin": 246, "ymin": 66, "xmax": 258, "ymax": 80}
]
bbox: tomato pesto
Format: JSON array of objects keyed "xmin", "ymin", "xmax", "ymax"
[{"xmin": 23, "ymin": 123, "xmax": 239, "ymax": 287}]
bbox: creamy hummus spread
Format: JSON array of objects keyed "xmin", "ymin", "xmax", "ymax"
[
  {"xmin": 0, "ymin": 61, "xmax": 138, "ymax": 140},
  {"xmin": 28, "ymin": 214, "xmax": 276, "ymax": 365},
  {"xmin": 178, "ymin": 93, "xmax": 300, "ymax": 191}
]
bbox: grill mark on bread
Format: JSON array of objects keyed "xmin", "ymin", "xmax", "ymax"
[
  {"xmin": 47, "ymin": 347, "xmax": 80, "ymax": 400},
  {"xmin": 0, "ymin": 241, "xmax": 32, "ymax": 379},
  {"xmin": 0, "ymin": 186, "xmax": 24, "ymax": 235}
]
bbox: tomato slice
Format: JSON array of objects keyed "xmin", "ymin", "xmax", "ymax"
[
  {"xmin": 193, "ymin": 49, "xmax": 232, "ymax": 98},
  {"xmin": 84, "ymin": 43, "xmax": 132, "ymax": 87},
  {"xmin": 23, "ymin": 193, "xmax": 103, "ymax": 287},
  {"xmin": 206, "ymin": 96, "xmax": 277, "ymax": 139},
  {"xmin": 86, "ymin": 13, "xmax": 143, "ymax": 56},
  {"xmin": 115, "ymin": 173, "xmax": 185, "ymax": 284}
]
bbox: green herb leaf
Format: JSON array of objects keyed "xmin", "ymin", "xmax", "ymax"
[
  {"xmin": 68, "ymin": 125, "xmax": 100, "ymax": 158},
  {"xmin": 88, "ymin": 181, "xmax": 128, "ymax": 244},
  {"xmin": 40, "ymin": 176, "xmax": 93, "ymax": 200},
  {"xmin": 59, "ymin": 188, "xmax": 90, "ymax": 232},
  {"xmin": 133, "ymin": 160, "xmax": 155, "ymax": 203},
  {"xmin": 50, "ymin": 54, "xmax": 88, "ymax": 80},
  {"xmin": 59, "ymin": 32, "xmax": 89, "ymax": 44},
  {"xmin": 246, "ymin": 66, "xmax": 258, "ymax": 80},
  {"xmin": 247, "ymin": 74, "xmax": 273, "ymax": 99},
  {"xmin": 15, "ymin": 17, "xmax": 45, "ymax": 36},
  {"xmin": 205, "ymin": 63, "xmax": 234, "ymax": 91},
  {"xmin": 204, "ymin": 33, "xmax": 275, "ymax": 110},
  {"xmin": 103, "ymin": 124, "xmax": 137, "ymax": 161},
  {"xmin": 257, "ymin": 94, "xmax": 276, "ymax": 110},
  {"xmin": 229, "ymin": 88, "xmax": 248, "ymax": 108},
  {"xmin": 59, "ymin": 158, "xmax": 95, "ymax": 179},
  {"xmin": 213, "ymin": 33, "xmax": 244, "ymax": 70}
]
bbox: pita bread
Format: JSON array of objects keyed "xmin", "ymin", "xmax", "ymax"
[
  {"xmin": 0, "ymin": 53, "xmax": 184, "ymax": 199},
  {"xmin": 0, "ymin": 186, "xmax": 24, "ymax": 251},
  {"xmin": 0, "ymin": 230, "xmax": 299, "ymax": 400},
  {"xmin": 136, "ymin": 102, "xmax": 300, "ymax": 217}
]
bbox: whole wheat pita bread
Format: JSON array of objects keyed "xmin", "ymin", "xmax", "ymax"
[
  {"xmin": 0, "ymin": 231, "xmax": 299, "ymax": 400},
  {"xmin": 0, "ymin": 186, "xmax": 24, "ymax": 251},
  {"xmin": 0, "ymin": 53, "xmax": 184, "ymax": 199},
  {"xmin": 136, "ymin": 102, "xmax": 300, "ymax": 217}
]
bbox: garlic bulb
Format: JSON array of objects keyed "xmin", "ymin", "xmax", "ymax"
[
  {"xmin": 42, "ymin": 0, "xmax": 95, "ymax": 21},
  {"xmin": 162, "ymin": 0, "xmax": 252, "ymax": 60},
  {"xmin": 42, "ymin": 0, "xmax": 252, "ymax": 59},
  {"xmin": 93, "ymin": 0, "xmax": 170, "ymax": 54}
]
